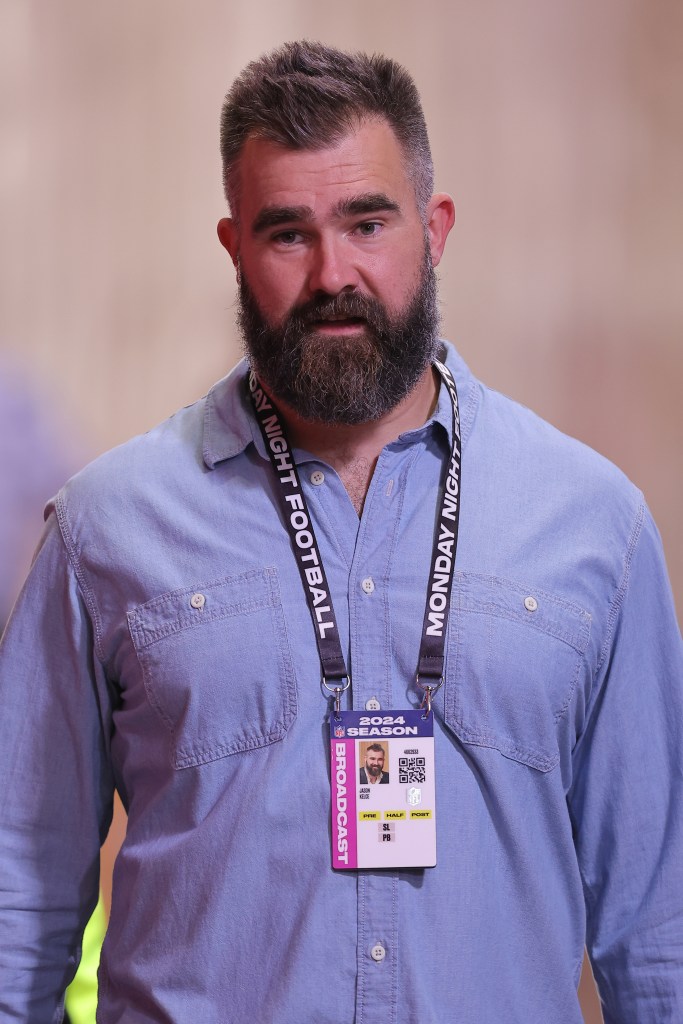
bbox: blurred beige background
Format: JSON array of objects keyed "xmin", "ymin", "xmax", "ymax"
[{"xmin": 1, "ymin": 1, "xmax": 681, "ymax": 1020}]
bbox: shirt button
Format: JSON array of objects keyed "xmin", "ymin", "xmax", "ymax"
[
  {"xmin": 361, "ymin": 577, "xmax": 375, "ymax": 595},
  {"xmin": 310, "ymin": 470, "xmax": 325, "ymax": 486},
  {"xmin": 370, "ymin": 943, "xmax": 386, "ymax": 962},
  {"xmin": 524, "ymin": 596, "xmax": 538, "ymax": 612},
  {"xmin": 189, "ymin": 593, "xmax": 206, "ymax": 610},
  {"xmin": 365, "ymin": 697, "xmax": 381, "ymax": 711}
]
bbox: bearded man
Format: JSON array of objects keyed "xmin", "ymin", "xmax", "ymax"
[
  {"xmin": 360, "ymin": 744, "xmax": 389, "ymax": 785},
  {"xmin": 0, "ymin": 40, "xmax": 681, "ymax": 1024}
]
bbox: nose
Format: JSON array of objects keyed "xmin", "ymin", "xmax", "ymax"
[{"xmin": 306, "ymin": 235, "xmax": 359, "ymax": 297}]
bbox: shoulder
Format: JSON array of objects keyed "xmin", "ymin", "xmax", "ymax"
[
  {"xmin": 54, "ymin": 361, "xmax": 252, "ymax": 529},
  {"xmin": 442, "ymin": 341, "xmax": 643, "ymax": 534},
  {"xmin": 440, "ymin": 342, "xmax": 646, "ymax": 619},
  {"xmin": 52, "ymin": 398, "xmax": 205, "ymax": 545}
]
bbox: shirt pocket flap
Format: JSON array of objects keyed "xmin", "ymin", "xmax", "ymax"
[
  {"xmin": 128, "ymin": 567, "xmax": 297, "ymax": 769},
  {"xmin": 443, "ymin": 574, "xmax": 591, "ymax": 772}
]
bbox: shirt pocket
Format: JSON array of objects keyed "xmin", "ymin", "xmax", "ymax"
[
  {"xmin": 128, "ymin": 567, "xmax": 297, "ymax": 769},
  {"xmin": 442, "ymin": 573, "xmax": 591, "ymax": 772}
]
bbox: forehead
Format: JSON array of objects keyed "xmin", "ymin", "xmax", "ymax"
[{"xmin": 237, "ymin": 119, "xmax": 418, "ymax": 223}]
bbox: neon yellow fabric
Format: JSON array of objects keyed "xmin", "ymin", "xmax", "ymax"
[{"xmin": 64, "ymin": 894, "xmax": 107, "ymax": 1024}]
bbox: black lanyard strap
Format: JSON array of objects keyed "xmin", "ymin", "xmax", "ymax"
[
  {"xmin": 248, "ymin": 374, "xmax": 347, "ymax": 681},
  {"xmin": 248, "ymin": 360, "xmax": 462, "ymax": 701},
  {"xmin": 417, "ymin": 360, "xmax": 461, "ymax": 684}
]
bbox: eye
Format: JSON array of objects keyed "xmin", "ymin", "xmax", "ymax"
[
  {"xmin": 272, "ymin": 230, "xmax": 303, "ymax": 246},
  {"xmin": 354, "ymin": 221, "xmax": 383, "ymax": 238}
]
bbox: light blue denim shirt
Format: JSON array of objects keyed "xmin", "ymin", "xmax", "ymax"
[{"xmin": 1, "ymin": 342, "xmax": 681, "ymax": 1023}]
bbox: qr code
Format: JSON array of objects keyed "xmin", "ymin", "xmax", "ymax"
[{"xmin": 399, "ymin": 756, "xmax": 426, "ymax": 784}]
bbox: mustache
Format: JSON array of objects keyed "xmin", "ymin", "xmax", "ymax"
[{"xmin": 285, "ymin": 292, "xmax": 389, "ymax": 332}]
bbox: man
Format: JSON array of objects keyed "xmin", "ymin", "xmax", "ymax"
[
  {"xmin": 0, "ymin": 40, "xmax": 681, "ymax": 1023},
  {"xmin": 360, "ymin": 744, "xmax": 389, "ymax": 785}
]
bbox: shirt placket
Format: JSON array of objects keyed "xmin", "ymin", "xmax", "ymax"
[
  {"xmin": 302, "ymin": 443, "xmax": 425, "ymax": 1023},
  {"xmin": 348, "ymin": 447, "xmax": 414, "ymax": 1023},
  {"xmin": 355, "ymin": 871, "xmax": 399, "ymax": 1023}
]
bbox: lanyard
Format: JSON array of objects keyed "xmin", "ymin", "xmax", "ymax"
[{"xmin": 247, "ymin": 361, "xmax": 461, "ymax": 714}]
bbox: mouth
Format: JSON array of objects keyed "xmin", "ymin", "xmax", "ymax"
[{"xmin": 309, "ymin": 316, "xmax": 367, "ymax": 334}]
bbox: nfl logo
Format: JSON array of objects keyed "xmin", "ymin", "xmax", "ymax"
[
  {"xmin": 407, "ymin": 787, "xmax": 422, "ymax": 807},
  {"xmin": 334, "ymin": 725, "xmax": 345, "ymax": 738}
]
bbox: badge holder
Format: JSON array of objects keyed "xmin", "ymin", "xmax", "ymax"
[{"xmin": 329, "ymin": 707, "xmax": 436, "ymax": 870}]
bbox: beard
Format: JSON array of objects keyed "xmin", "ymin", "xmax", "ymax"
[{"xmin": 237, "ymin": 244, "xmax": 440, "ymax": 425}]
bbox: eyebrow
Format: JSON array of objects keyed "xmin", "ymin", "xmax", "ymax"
[
  {"xmin": 333, "ymin": 192, "xmax": 401, "ymax": 218},
  {"xmin": 251, "ymin": 205, "xmax": 314, "ymax": 234},
  {"xmin": 250, "ymin": 192, "xmax": 402, "ymax": 235}
]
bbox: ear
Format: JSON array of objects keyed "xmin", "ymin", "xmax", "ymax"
[
  {"xmin": 217, "ymin": 217, "xmax": 240, "ymax": 270},
  {"xmin": 425, "ymin": 193, "xmax": 456, "ymax": 268}
]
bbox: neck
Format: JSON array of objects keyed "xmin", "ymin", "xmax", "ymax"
[{"xmin": 265, "ymin": 367, "xmax": 440, "ymax": 514}]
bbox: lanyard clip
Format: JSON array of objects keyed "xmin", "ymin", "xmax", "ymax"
[
  {"xmin": 420, "ymin": 686, "xmax": 434, "ymax": 718},
  {"xmin": 416, "ymin": 674, "xmax": 443, "ymax": 720},
  {"xmin": 322, "ymin": 675, "xmax": 351, "ymax": 720}
]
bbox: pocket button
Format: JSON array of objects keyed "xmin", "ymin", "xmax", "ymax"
[{"xmin": 189, "ymin": 592, "xmax": 206, "ymax": 610}]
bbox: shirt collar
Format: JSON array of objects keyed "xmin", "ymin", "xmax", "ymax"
[
  {"xmin": 202, "ymin": 340, "xmax": 477, "ymax": 470},
  {"xmin": 202, "ymin": 358, "xmax": 253, "ymax": 469},
  {"xmin": 382, "ymin": 341, "xmax": 478, "ymax": 452}
]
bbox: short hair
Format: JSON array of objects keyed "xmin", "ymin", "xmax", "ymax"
[
  {"xmin": 366, "ymin": 743, "xmax": 385, "ymax": 755},
  {"xmin": 220, "ymin": 40, "xmax": 434, "ymax": 221}
]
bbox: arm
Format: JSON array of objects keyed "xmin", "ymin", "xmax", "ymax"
[
  {"xmin": 0, "ymin": 513, "xmax": 115, "ymax": 1021},
  {"xmin": 569, "ymin": 505, "xmax": 683, "ymax": 1022}
]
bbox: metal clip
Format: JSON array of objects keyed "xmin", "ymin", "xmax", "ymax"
[
  {"xmin": 416, "ymin": 674, "xmax": 443, "ymax": 720},
  {"xmin": 321, "ymin": 675, "xmax": 350, "ymax": 720}
]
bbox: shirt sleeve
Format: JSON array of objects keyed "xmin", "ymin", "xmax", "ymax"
[
  {"xmin": 0, "ymin": 511, "xmax": 115, "ymax": 1021},
  {"xmin": 568, "ymin": 503, "xmax": 683, "ymax": 1021}
]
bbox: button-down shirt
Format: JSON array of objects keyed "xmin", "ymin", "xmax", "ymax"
[{"xmin": 1, "ymin": 342, "xmax": 681, "ymax": 1022}]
